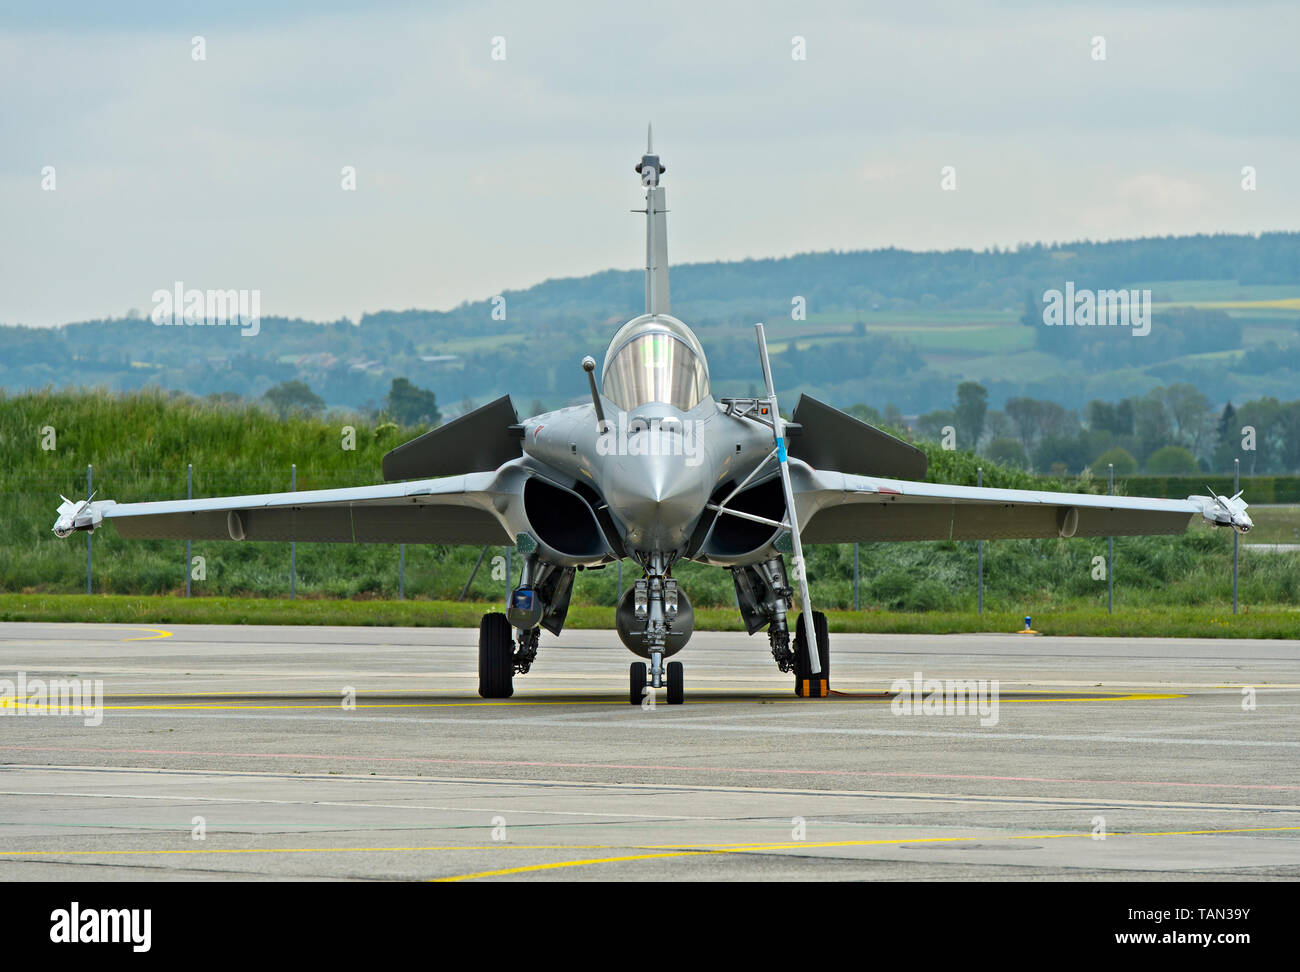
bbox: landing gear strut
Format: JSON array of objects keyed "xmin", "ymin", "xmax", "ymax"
[
  {"xmin": 623, "ymin": 552, "xmax": 686, "ymax": 704},
  {"xmin": 732, "ymin": 556, "xmax": 829, "ymax": 696}
]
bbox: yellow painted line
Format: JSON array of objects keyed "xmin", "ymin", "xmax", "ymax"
[
  {"xmin": 1139, "ymin": 826, "xmax": 1300, "ymax": 837},
  {"xmin": 122, "ymin": 628, "xmax": 172, "ymax": 641},
  {"xmin": 4, "ymin": 826, "xmax": 1296, "ymax": 875},
  {"xmin": 0, "ymin": 836, "xmax": 1025, "ymax": 864},
  {"xmin": 434, "ymin": 850, "xmax": 714, "ymax": 880},
  {"xmin": 98, "ymin": 702, "xmax": 588, "ymax": 711},
  {"xmin": 0, "ymin": 843, "xmax": 613, "ymax": 857},
  {"xmin": 89, "ymin": 692, "xmax": 1182, "ymax": 712},
  {"xmin": 431, "ymin": 826, "xmax": 1300, "ymax": 881}
]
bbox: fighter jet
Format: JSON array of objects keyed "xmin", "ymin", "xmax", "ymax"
[{"xmin": 52, "ymin": 133, "xmax": 1253, "ymax": 704}]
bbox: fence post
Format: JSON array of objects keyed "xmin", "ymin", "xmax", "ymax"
[
  {"xmin": 853, "ymin": 542, "xmax": 860, "ymax": 611},
  {"xmin": 86, "ymin": 464, "xmax": 92, "ymax": 595},
  {"xmin": 976, "ymin": 467, "xmax": 983, "ymax": 615},
  {"xmin": 185, "ymin": 463, "xmax": 192, "ymax": 597},
  {"xmin": 399, "ymin": 544, "xmax": 405, "ymax": 600},
  {"xmin": 1108, "ymin": 463, "xmax": 1114, "ymax": 615},
  {"xmin": 289, "ymin": 463, "xmax": 296, "ymax": 600},
  {"xmin": 1233, "ymin": 458, "xmax": 1239, "ymax": 614},
  {"xmin": 458, "ymin": 546, "xmax": 489, "ymax": 601}
]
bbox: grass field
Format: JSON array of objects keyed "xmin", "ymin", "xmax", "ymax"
[
  {"xmin": 4, "ymin": 390, "xmax": 1299, "ymax": 638},
  {"xmin": 1128, "ymin": 279, "xmax": 1300, "ymax": 303},
  {"xmin": 1, "ymin": 593, "xmax": 1295, "ymax": 639},
  {"xmin": 804, "ymin": 310, "xmax": 1019, "ymax": 326}
]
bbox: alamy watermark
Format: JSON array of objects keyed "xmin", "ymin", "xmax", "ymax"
[
  {"xmin": 0, "ymin": 672, "xmax": 104, "ymax": 726},
  {"xmin": 1041, "ymin": 282, "xmax": 1151, "ymax": 337},
  {"xmin": 151, "ymin": 281, "xmax": 261, "ymax": 336},
  {"xmin": 597, "ymin": 414, "xmax": 704, "ymax": 467},
  {"xmin": 50, "ymin": 902, "xmax": 150, "ymax": 951},
  {"xmin": 890, "ymin": 671, "xmax": 1000, "ymax": 727}
]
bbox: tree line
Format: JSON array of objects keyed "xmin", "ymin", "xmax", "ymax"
[{"xmin": 875, "ymin": 381, "xmax": 1300, "ymax": 476}]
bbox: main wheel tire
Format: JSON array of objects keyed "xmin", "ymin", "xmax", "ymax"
[
  {"xmin": 666, "ymin": 661, "xmax": 684, "ymax": 705},
  {"xmin": 629, "ymin": 661, "xmax": 647, "ymax": 705},
  {"xmin": 792, "ymin": 610, "xmax": 830, "ymax": 697},
  {"xmin": 478, "ymin": 612, "xmax": 514, "ymax": 699}
]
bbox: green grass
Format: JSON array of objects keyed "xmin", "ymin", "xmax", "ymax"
[
  {"xmin": 805, "ymin": 310, "xmax": 1019, "ymax": 326},
  {"xmin": 1128, "ymin": 279, "xmax": 1300, "ymax": 303},
  {"xmin": 0, "ymin": 593, "xmax": 1293, "ymax": 638},
  {"xmin": 890, "ymin": 326, "xmax": 1032, "ymax": 354},
  {"xmin": 4, "ymin": 390, "xmax": 1300, "ymax": 636},
  {"xmin": 764, "ymin": 323, "xmax": 1036, "ymax": 356},
  {"xmin": 926, "ymin": 349, "xmax": 1062, "ymax": 380}
]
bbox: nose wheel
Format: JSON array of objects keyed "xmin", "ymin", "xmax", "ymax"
[
  {"xmin": 629, "ymin": 661, "xmax": 647, "ymax": 705},
  {"xmin": 630, "ymin": 660, "xmax": 684, "ymax": 705},
  {"xmin": 667, "ymin": 660, "xmax": 684, "ymax": 705}
]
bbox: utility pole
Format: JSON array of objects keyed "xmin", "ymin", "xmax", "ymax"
[
  {"xmin": 976, "ymin": 467, "xmax": 983, "ymax": 614},
  {"xmin": 1233, "ymin": 458, "xmax": 1239, "ymax": 614},
  {"xmin": 289, "ymin": 464, "xmax": 296, "ymax": 600},
  {"xmin": 86, "ymin": 464, "xmax": 92, "ymax": 595},
  {"xmin": 1107, "ymin": 463, "xmax": 1114, "ymax": 615},
  {"xmin": 853, "ymin": 542, "xmax": 860, "ymax": 612},
  {"xmin": 185, "ymin": 463, "xmax": 192, "ymax": 597}
]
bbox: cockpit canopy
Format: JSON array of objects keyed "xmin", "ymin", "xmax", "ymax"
[{"xmin": 601, "ymin": 313, "xmax": 710, "ymax": 412}]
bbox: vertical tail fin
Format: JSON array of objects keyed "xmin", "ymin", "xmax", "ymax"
[{"xmin": 635, "ymin": 125, "xmax": 669, "ymax": 315}]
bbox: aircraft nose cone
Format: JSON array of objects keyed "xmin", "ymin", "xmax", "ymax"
[{"xmin": 605, "ymin": 452, "xmax": 711, "ymax": 549}]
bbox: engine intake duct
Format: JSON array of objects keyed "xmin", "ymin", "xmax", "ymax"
[
  {"xmin": 522, "ymin": 477, "xmax": 612, "ymax": 561},
  {"xmin": 698, "ymin": 476, "xmax": 785, "ymax": 560}
]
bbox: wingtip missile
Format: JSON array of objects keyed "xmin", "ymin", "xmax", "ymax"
[
  {"xmin": 1194, "ymin": 489, "xmax": 1253, "ymax": 534},
  {"xmin": 52, "ymin": 492, "xmax": 103, "ymax": 538}
]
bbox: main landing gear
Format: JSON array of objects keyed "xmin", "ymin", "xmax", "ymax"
[
  {"xmin": 791, "ymin": 610, "xmax": 830, "ymax": 698},
  {"xmin": 733, "ymin": 557, "xmax": 831, "ymax": 698},
  {"xmin": 477, "ymin": 554, "xmax": 564, "ymax": 699},
  {"xmin": 478, "ymin": 613, "xmax": 540, "ymax": 699}
]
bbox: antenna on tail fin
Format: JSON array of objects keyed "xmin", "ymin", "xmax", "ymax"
[{"xmin": 634, "ymin": 125, "xmax": 669, "ymax": 315}]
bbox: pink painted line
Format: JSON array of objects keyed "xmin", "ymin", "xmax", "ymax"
[{"xmin": 1, "ymin": 745, "xmax": 1295, "ymax": 792}]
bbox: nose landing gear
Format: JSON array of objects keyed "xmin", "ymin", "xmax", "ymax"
[
  {"xmin": 630, "ymin": 659, "xmax": 683, "ymax": 705},
  {"xmin": 620, "ymin": 553, "xmax": 689, "ymax": 704}
]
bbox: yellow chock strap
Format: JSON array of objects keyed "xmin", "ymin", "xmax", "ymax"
[{"xmin": 795, "ymin": 678, "xmax": 829, "ymax": 698}]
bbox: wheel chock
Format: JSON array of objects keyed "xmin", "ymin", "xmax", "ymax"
[{"xmin": 795, "ymin": 677, "xmax": 829, "ymax": 698}]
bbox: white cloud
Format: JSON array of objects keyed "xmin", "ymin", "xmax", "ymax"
[{"xmin": 2, "ymin": 0, "xmax": 1298, "ymax": 326}]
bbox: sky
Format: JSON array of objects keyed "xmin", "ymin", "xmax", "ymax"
[{"xmin": 2, "ymin": 0, "xmax": 1298, "ymax": 327}]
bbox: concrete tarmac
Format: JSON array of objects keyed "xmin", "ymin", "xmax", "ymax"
[{"xmin": 1, "ymin": 621, "xmax": 1298, "ymax": 881}]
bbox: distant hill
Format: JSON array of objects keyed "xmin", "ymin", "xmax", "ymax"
[{"xmin": 3, "ymin": 231, "xmax": 1297, "ymax": 416}]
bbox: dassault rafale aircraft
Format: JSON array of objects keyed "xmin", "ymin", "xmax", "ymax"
[{"xmin": 53, "ymin": 133, "xmax": 1253, "ymax": 704}]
